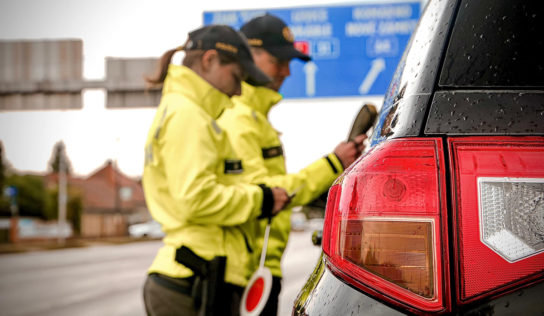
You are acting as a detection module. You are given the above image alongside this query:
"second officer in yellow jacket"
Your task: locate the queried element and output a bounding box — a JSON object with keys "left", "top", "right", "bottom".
{"left": 218, "top": 15, "right": 366, "bottom": 316}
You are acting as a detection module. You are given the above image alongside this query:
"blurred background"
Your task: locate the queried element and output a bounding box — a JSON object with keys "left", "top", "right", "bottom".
{"left": 0, "top": 0, "right": 392, "bottom": 236}
{"left": 0, "top": 0, "right": 423, "bottom": 314}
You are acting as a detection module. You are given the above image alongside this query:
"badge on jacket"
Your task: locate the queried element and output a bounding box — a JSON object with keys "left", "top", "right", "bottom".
{"left": 262, "top": 146, "right": 283, "bottom": 159}
{"left": 224, "top": 159, "right": 244, "bottom": 174}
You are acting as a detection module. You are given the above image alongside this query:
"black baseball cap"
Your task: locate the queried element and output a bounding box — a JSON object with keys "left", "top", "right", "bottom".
{"left": 241, "top": 14, "right": 311, "bottom": 62}
{"left": 184, "top": 25, "right": 271, "bottom": 86}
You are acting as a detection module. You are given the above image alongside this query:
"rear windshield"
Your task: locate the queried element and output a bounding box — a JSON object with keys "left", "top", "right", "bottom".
{"left": 439, "top": 0, "right": 544, "bottom": 88}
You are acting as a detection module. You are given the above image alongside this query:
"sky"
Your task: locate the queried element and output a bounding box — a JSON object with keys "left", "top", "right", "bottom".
{"left": 0, "top": 0, "right": 384, "bottom": 178}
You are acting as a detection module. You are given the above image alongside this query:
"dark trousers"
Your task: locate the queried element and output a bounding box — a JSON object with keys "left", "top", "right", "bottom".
{"left": 143, "top": 273, "right": 244, "bottom": 316}
{"left": 259, "top": 276, "right": 282, "bottom": 316}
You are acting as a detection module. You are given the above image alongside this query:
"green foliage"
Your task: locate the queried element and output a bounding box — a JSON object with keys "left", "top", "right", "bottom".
{"left": 0, "top": 140, "right": 82, "bottom": 233}
{"left": 0, "top": 196, "right": 9, "bottom": 217}
{"left": 45, "top": 187, "right": 83, "bottom": 234}
{"left": 3, "top": 174, "right": 47, "bottom": 218}
{"left": 0, "top": 141, "right": 9, "bottom": 215}
{"left": 48, "top": 141, "right": 72, "bottom": 175}
{"left": 0, "top": 141, "right": 5, "bottom": 188}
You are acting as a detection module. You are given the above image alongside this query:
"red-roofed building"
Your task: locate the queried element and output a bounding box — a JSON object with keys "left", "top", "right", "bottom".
{"left": 46, "top": 160, "right": 150, "bottom": 238}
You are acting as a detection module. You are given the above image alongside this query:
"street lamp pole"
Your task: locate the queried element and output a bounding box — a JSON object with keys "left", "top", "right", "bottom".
{"left": 58, "top": 153, "right": 67, "bottom": 244}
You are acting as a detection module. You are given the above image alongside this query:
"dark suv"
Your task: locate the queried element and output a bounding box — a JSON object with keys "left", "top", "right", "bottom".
{"left": 294, "top": 0, "right": 544, "bottom": 315}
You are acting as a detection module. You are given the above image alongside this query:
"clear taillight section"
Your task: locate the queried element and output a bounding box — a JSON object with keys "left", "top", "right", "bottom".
{"left": 323, "top": 138, "right": 448, "bottom": 313}
{"left": 449, "top": 137, "right": 544, "bottom": 302}
{"left": 479, "top": 178, "right": 544, "bottom": 262}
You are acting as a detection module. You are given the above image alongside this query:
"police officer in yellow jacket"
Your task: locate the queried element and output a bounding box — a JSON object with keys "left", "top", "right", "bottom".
{"left": 141, "top": 25, "right": 290, "bottom": 316}
{"left": 218, "top": 15, "right": 366, "bottom": 316}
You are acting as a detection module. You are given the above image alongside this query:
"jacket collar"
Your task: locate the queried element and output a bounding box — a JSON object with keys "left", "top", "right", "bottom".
{"left": 162, "top": 64, "right": 233, "bottom": 119}
{"left": 234, "top": 82, "right": 282, "bottom": 116}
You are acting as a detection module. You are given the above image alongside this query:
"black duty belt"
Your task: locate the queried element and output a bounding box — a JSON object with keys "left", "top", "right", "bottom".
{"left": 149, "top": 273, "right": 194, "bottom": 296}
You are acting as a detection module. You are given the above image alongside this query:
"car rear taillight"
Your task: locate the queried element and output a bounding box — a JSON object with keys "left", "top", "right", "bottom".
{"left": 449, "top": 137, "right": 544, "bottom": 303}
{"left": 322, "top": 138, "right": 449, "bottom": 313}
{"left": 322, "top": 183, "right": 341, "bottom": 255}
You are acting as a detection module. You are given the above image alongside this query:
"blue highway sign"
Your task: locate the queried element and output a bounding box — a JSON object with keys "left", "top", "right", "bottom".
{"left": 204, "top": 1, "right": 421, "bottom": 99}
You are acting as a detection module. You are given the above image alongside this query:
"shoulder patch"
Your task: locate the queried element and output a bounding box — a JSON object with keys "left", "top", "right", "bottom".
{"left": 262, "top": 146, "right": 284, "bottom": 159}
{"left": 224, "top": 159, "right": 244, "bottom": 174}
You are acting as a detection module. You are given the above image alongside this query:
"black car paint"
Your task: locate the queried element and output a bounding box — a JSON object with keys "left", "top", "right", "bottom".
{"left": 425, "top": 91, "right": 544, "bottom": 135}
{"left": 294, "top": 255, "right": 544, "bottom": 316}
{"left": 438, "top": 1, "right": 544, "bottom": 88}
{"left": 370, "top": 0, "right": 457, "bottom": 147}
{"left": 294, "top": 255, "right": 405, "bottom": 316}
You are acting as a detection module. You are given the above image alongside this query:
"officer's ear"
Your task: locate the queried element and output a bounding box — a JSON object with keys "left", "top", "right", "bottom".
{"left": 201, "top": 49, "right": 219, "bottom": 73}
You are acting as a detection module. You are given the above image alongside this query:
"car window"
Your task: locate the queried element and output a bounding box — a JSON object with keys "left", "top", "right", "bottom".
{"left": 439, "top": 0, "right": 544, "bottom": 88}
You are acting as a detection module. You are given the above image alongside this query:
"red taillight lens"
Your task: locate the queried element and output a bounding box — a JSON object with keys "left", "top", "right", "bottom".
{"left": 323, "top": 183, "right": 341, "bottom": 256}
{"left": 323, "top": 138, "right": 448, "bottom": 313}
{"left": 449, "top": 137, "right": 544, "bottom": 303}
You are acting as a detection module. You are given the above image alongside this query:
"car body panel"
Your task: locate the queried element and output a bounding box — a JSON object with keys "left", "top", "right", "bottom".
{"left": 294, "top": 255, "right": 544, "bottom": 315}
{"left": 294, "top": 255, "right": 405, "bottom": 316}
{"left": 425, "top": 91, "right": 544, "bottom": 135}
{"left": 370, "top": 0, "right": 457, "bottom": 147}
{"left": 438, "top": 0, "right": 544, "bottom": 88}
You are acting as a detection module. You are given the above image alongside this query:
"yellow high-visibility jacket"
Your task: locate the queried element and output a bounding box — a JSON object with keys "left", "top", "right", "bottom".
{"left": 143, "top": 65, "right": 265, "bottom": 286}
{"left": 218, "top": 82, "right": 343, "bottom": 278}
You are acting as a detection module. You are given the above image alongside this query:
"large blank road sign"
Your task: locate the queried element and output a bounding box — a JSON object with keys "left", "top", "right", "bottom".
{"left": 204, "top": 1, "right": 421, "bottom": 99}
{"left": 0, "top": 40, "right": 83, "bottom": 110}
{"left": 105, "top": 57, "right": 161, "bottom": 108}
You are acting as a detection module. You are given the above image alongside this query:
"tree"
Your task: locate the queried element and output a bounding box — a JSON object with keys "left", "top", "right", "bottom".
{"left": 3, "top": 174, "right": 47, "bottom": 218}
{"left": 0, "top": 141, "right": 4, "bottom": 188}
{"left": 0, "top": 141, "right": 12, "bottom": 216}
{"left": 46, "top": 141, "right": 82, "bottom": 234}
{"left": 48, "top": 141, "right": 72, "bottom": 175}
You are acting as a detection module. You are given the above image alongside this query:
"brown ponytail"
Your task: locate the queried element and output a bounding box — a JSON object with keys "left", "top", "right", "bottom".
{"left": 145, "top": 42, "right": 239, "bottom": 87}
{"left": 145, "top": 47, "right": 180, "bottom": 86}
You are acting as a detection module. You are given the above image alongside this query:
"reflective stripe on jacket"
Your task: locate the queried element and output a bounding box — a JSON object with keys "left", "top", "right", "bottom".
{"left": 143, "top": 65, "right": 263, "bottom": 286}
{"left": 218, "top": 82, "right": 343, "bottom": 277}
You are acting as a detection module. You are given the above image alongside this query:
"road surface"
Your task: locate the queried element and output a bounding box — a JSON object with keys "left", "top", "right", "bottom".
{"left": 0, "top": 230, "right": 321, "bottom": 316}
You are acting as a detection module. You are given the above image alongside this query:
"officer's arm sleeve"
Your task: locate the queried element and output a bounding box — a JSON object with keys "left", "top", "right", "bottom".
{"left": 230, "top": 116, "right": 343, "bottom": 208}
{"left": 162, "top": 113, "right": 263, "bottom": 226}
{"left": 255, "top": 152, "right": 342, "bottom": 207}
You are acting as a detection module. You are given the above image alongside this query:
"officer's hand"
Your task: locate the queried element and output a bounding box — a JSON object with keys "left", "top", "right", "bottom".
{"left": 351, "top": 134, "right": 367, "bottom": 152}
{"left": 271, "top": 187, "right": 290, "bottom": 215}
{"left": 334, "top": 134, "right": 367, "bottom": 169}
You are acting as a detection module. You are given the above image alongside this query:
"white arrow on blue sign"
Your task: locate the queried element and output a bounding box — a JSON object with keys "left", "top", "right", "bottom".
{"left": 203, "top": 1, "right": 421, "bottom": 99}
